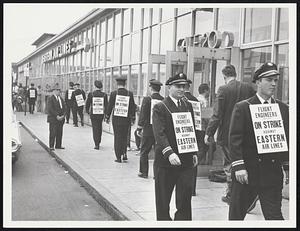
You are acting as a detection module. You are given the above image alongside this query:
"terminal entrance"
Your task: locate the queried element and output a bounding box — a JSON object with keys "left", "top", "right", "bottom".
{"left": 148, "top": 46, "right": 240, "bottom": 175}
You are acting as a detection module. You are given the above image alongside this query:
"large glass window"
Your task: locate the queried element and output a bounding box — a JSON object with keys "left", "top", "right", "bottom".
{"left": 112, "top": 67, "right": 120, "bottom": 90}
{"left": 142, "top": 29, "right": 149, "bottom": 62}
{"left": 131, "top": 32, "right": 140, "bottom": 63}
{"left": 106, "top": 41, "right": 112, "bottom": 67}
{"left": 161, "top": 8, "right": 174, "bottom": 21}
{"left": 99, "top": 45, "right": 104, "bottom": 67}
{"left": 105, "top": 68, "right": 111, "bottom": 93}
{"left": 177, "top": 8, "right": 191, "bottom": 16}
{"left": 242, "top": 46, "right": 272, "bottom": 83}
{"left": 107, "top": 16, "right": 113, "bottom": 41}
{"left": 160, "top": 22, "right": 173, "bottom": 54}
{"left": 143, "top": 8, "right": 150, "bottom": 28}
{"left": 115, "top": 12, "right": 121, "bottom": 38}
{"left": 100, "top": 20, "right": 106, "bottom": 44}
{"left": 276, "top": 44, "right": 289, "bottom": 103}
{"left": 141, "top": 64, "right": 147, "bottom": 96}
{"left": 113, "top": 38, "right": 121, "bottom": 66}
{"left": 123, "top": 9, "right": 131, "bottom": 34}
{"left": 244, "top": 8, "right": 272, "bottom": 43}
{"left": 176, "top": 14, "right": 192, "bottom": 47}
{"left": 130, "top": 65, "right": 139, "bottom": 95}
{"left": 217, "top": 8, "right": 240, "bottom": 46}
{"left": 151, "top": 25, "right": 159, "bottom": 54}
{"left": 122, "top": 35, "right": 130, "bottom": 64}
{"left": 97, "top": 69, "right": 104, "bottom": 82}
{"left": 121, "top": 66, "right": 129, "bottom": 79}
{"left": 159, "top": 64, "right": 167, "bottom": 96}
{"left": 152, "top": 8, "right": 160, "bottom": 24}
{"left": 277, "top": 8, "right": 289, "bottom": 41}
{"left": 195, "top": 9, "right": 214, "bottom": 35}
{"left": 96, "top": 23, "right": 100, "bottom": 44}
{"left": 133, "top": 8, "right": 142, "bottom": 32}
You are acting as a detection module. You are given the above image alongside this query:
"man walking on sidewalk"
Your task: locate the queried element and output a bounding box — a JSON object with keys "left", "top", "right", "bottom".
{"left": 47, "top": 84, "right": 66, "bottom": 151}
{"left": 86, "top": 80, "right": 108, "bottom": 150}
{"left": 137, "top": 79, "right": 164, "bottom": 178}
{"left": 27, "top": 83, "right": 37, "bottom": 114}
{"left": 71, "top": 83, "right": 86, "bottom": 127}
{"left": 204, "top": 64, "right": 255, "bottom": 204}
{"left": 105, "top": 77, "right": 136, "bottom": 163}
{"left": 64, "top": 81, "right": 75, "bottom": 124}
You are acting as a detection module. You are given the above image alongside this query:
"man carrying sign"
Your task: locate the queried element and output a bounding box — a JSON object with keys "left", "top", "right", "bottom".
{"left": 137, "top": 79, "right": 164, "bottom": 179}
{"left": 105, "top": 77, "right": 136, "bottom": 163}
{"left": 71, "top": 83, "right": 86, "bottom": 127}
{"left": 27, "top": 83, "right": 37, "bottom": 114}
{"left": 64, "top": 82, "right": 74, "bottom": 124}
{"left": 228, "top": 62, "right": 289, "bottom": 220}
{"left": 86, "top": 80, "right": 108, "bottom": 150}
{"left": 152, "top": 73, "right": 198, "bottom": 220}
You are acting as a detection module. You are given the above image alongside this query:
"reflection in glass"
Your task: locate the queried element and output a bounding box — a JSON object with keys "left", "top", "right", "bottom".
{"left": 133, "top": 8, "right": 142, "bottom": 32}
{"left": 160, "top": 64, "right": 167, "bottom": 96}
{"left": 106, "top": 41, "right": 112, "bottom": 67}
{"left": 112, "top": 67, "right": 120, "bottom": 90}
{"left": 195, "top": 9, "right": 213, "bottom": 35}
{"left": 141, "top": 64, "right": 147, "bottom": 96}
{"left": 142, "top": 29, "right": 149, "bottom": 62}
{"left": 100, "top": 20, "right": 106, "bottom": 44}
{"left": 162, "top": 8, "right": 174, "bottom": 21}
{"left": 97, "top": 69, "right": 104, "bottom": 82}
{"left": 105, "top": 68, "right": 111, "bottom": 93}
{"left": 122, "top": 35, "right": 130, "bottom": 64}
{"left": 121, "top": 65, "right": 129, "bottom": 79}
{"left": 276, "top": 44, "right": 289, "bottom": 103}
{"left": 160, "top": 22, "right": 173, "bottom": 54}
{"left": 151, "top": 25, "right": 159, "bottom": 54}
{"left": 217, "top": 8, "right": 240, "bottom": 46}
{"left": 123, "top": 9, "right": 131, "bottom": 35}
{"left": 115, "top": 12, "right": 121, "bottom": 38}
{"left": 131, "top": 32, "right": 140, "bottom": 63}
{"left": 277, "top": 8, "right": 289, "bottom": 41}
{"left": 99, "top": 45, "right": 104, "bottom": 67}
{"left": 113, "top": 38, "right": 120, "bottom": 66}
{"left": 176, "top": 14, "right": 192, "bottom": 48}
{"left": 130, "top": 65, "right": 139, "bottom": 95}
{"left": 244, "top": 8, "right": 272, "bottom": 43}
{"left": 242, "top": 46, "right": 272, "bottom": 83}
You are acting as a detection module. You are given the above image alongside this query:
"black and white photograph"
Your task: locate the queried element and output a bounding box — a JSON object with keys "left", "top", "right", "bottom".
{"left": 3, "top": 3, "right": 297, "bottom": 228}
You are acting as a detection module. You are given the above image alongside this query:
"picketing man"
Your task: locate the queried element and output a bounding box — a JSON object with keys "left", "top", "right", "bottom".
{"left": 47, "top": 84, "right": 66, "bottom": 151}
{"left": 71, "top": 83, "right": 86, "bottom": 127}
{"left": 228, "top": 62, "right": 289, "bottom": 220}
{"left": 27, "top": 83, "right": 38, "bottom": 114}
{"left": 105, "top": 76, "right": 136, "bottom": 163}
{"left": 152, "top": 73, "right": 198, "bottom": 220}
{"left": 64, "top": 81, "right": 75, "bottom": 124}
{"left": 85, "top": 80, "right": 108, "bottom": 150}
{"left": 204, "top": 64, "right": 256, "bottom": 205}
{"left": 137, "top": 79, "right": 164, "bottom": 179}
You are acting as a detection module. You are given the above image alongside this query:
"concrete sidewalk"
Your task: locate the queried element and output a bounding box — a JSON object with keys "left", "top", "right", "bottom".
{"left": 16, "top": 112, "right": 289, "bottom": 221}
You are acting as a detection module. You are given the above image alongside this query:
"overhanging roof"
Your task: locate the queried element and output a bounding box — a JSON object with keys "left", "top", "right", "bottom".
{"left": 32, "top": 33, "right": 56, "bottom": 46}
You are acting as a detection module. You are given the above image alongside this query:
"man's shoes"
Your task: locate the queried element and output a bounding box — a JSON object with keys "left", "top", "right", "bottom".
{"left": 55, "top": 147, "right": 65, "bottom": 149}
{"left": 49, "top": 147, "right": 55, "bottom": 151}
{"left": 81, "top": 122, "right": 84, "bottom": 126}
{"left": 246, "top": 196, "right": 259, "bottom": 213}
{"left": 114, "top": 159, "right": 122, "bottom": 163}
{"left": 138, "top": 173, "right": 148, "bottom": 178}
{"left": 221, "top": 195, "right": 231, "bottom": 205}
{"left": 122, "top": 155, "right": 128, "bottom": 161}
{"left": 74, "top": 124, "right": 78, "bottom": 127}
{"left": 192, "top": 192, "right": 196, "bottom": 196}
{"left": 94, "top": 146, "right": 99, "bottom": 150}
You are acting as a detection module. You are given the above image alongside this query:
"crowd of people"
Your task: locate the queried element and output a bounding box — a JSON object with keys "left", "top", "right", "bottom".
{"left": 18, "top": 62, "right": 289, "bottom": 221}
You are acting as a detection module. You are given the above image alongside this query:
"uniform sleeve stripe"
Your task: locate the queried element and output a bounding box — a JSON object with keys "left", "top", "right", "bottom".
{"left": 232, "top": 160, "right": 244, "bottom": 166}
{"left": 162, "top": 146, "right": 172, "bottom": 155}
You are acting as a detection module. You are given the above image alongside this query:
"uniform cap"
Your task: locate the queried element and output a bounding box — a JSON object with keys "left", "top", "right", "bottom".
{"left": 69, "top": 82, "right": 74, "bottom": 87}
{"left": 149, "top": 79, "right": 163, "bottom": 86}
{"left": 94, "top": 80, "right": 103, "bottom": 89}
{"left": 115, "top": 76, "right": 127, "bottom": 82}
{"left": 30, "top": 83, "right": 34, "bottom": 86}
{"left": 74, "top": 83, "right": 80, "bottom": 86}
{"left": 253, "top": 62, "right": 280, "bottom": 83}
{"left": 165, "top": 73, "right": 189, "bottom": 85}
{"left": 187, "top": 79, "right": 192, "bottom": 84}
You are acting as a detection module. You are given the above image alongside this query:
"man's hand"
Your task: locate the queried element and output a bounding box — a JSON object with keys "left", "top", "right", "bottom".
{"left": 204, "top": 135, "right": 214, "bottom": 145}
{"left": 193, "top": 155, "right": 198, "bottom": 167}
{"left": 168, "top": 153, "right": 181, "bottom": 166}
{"left": 284, "top": 170, "right": 289, "bottom": 185}
{"left": 235, "top": 169, "right": 248, "bottom": 184}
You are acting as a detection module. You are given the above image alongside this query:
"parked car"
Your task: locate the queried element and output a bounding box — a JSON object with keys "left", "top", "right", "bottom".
{"left": 12, "top": 112, "right": 22, "bottom": 164}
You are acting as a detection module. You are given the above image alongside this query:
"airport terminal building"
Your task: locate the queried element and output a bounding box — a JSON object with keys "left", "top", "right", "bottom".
{"left": 12, "top": 7, "right": 290, "bottom": 170}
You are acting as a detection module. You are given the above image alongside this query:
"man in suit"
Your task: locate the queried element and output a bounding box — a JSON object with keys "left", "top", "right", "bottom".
{"left": 137, "top": 79, "right": 164, "bottom": 178}
{"left": 105, "top": 77, "right": 136, "bottom": 163}
{"left": 204, "top": 64, "right": 256, "bottom": 204}
{"left": 71, "top": 83, "right": 86, "bottom": 127}
{"left": 152, "top": 73, "right": 198, "bottom": 220}
{"left": 228, "top": 62, "right": 289, "bottom": 220}
{"left": 64, "top": 81, "right": 75, "bottom": 124}
{"left": 27, "top": 83, "right": 38, "bottom": 114}
{"left": 86, "top": 80, "right": 108, "bottom": 150}
{"left": 47, "top": 84, "right": 66, "bottom": 151}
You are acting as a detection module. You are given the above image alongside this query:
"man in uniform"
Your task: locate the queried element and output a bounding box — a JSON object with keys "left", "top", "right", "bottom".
{"left": 152, "top": 73, "right": 198, "bottom": 220}
{"left": 86, "top": 80, "right": 108, "bottom": 150}
{"left": 27, "top": 83, "right": 38, "bottom": 114}
{"left": 204, "top": 64, "right": 255, "bottom": 204}
{"left": 71, "top": 83, "right": 86, "bottom": 127}
{"left": 64, "top": 82, "right": 75, "bottom": 124}
{"left": 105, "top": 77, "right": 136, "bottom": 163}
{"left": 47, "top": 84, "right": 66, "bottom": 151}
{"left": 228, "top": 62, "right": 289, "bottom": 220}
{"left": 137, "top": 79, "right": 164, "bottom": 178}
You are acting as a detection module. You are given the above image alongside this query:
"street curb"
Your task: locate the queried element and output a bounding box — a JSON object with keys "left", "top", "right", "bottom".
{"left": 19, "top": 121, "right": 144, "bottom": 221}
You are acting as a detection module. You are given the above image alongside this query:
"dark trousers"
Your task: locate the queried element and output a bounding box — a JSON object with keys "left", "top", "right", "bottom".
{"left": 72, "top": 106, "right": 84, "bottom": 125}
{"left": 134, "top": 129, "right": 141, "bottom": 149}
{"left": 155, "top": 166, "right": 193, "bottom": 220}
{"left": 127, "top": 125, "right": 131, "bottom": 148}
{"left": 49, "top": 122, "right": 64, "bottom": 148}
{"left": 220, "top": 145, "right": 232, "bottom": 197}
{"left": 91, "top": 117, "right": 104, "bottom": 147}
{"left": 65, "top": 103, "right": 73, "bottom": 123}
{"left": 229, "top": 181, "right": 284, "bottom": 220}
{"left": 139, "top": 135, "right": 155, "bottom": 176}
{"left": 112, "top": 122, "right": 130, "bottom": 160}
{"left": 28, "top": 101, "right": 36, "bottom": 114}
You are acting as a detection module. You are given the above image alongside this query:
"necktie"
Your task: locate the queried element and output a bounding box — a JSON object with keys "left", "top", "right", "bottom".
{"left": 177, "top": 99, "right": 181, "bottom": 108}
{"left": 57, "top": 96, "right": 62, "bottom": 108}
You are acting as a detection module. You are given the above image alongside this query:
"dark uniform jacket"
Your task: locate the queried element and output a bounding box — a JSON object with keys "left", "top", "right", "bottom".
{"left": 138, "top": 93, "right": 164, "bottom": 137}
{"left": 27, "top": 87, "right": 38, "bottom": 102}
{"left": 229, "top": 95, "right": 289, "bottom": 187}
{"left": 71, "top": 89, "right": 86, "bottom": 108}
{"left": 206, "top": 79, "right": 255, "bottom": 146}
{"left": 106, "top": 88, "right": 135, "bottom": 125}
{"left": 152, "top": 96, "right": 197, "bottom": 168}
{"left": 47, "top": 95, "right": 66, "bottom": 123}
{"left": 64, "top": 88, "right": 75, "bottom": 106}
{"left": 85, "top": 90, "right": 108, "bottom": 119}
